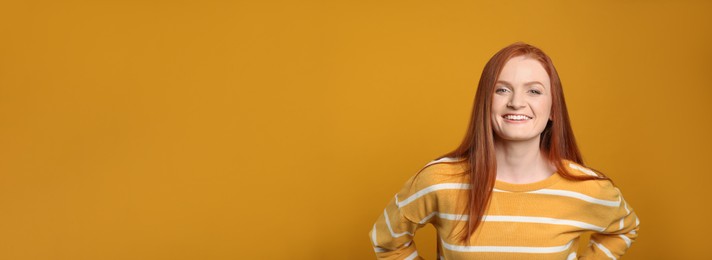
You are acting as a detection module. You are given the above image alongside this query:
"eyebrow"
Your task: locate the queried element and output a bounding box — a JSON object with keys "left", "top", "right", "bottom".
{"left": 496, "top": 80, "right": 545, "bottom": 87}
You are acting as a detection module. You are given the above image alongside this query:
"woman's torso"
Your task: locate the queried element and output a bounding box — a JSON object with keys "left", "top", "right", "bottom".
{"left": 420, "top": 158, "right": 620, "bottom": 260}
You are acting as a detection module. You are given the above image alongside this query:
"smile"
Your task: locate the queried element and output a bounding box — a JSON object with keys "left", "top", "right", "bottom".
{"left": 503, "top": 114, "right": 532, "bottom": 121}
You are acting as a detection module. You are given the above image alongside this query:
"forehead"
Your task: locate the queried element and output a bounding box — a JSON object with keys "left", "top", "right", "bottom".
{"left": 498, "top": 56, "right": 550, "bottom": 86}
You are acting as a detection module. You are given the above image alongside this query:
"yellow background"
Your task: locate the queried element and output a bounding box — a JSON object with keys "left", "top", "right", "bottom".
{"left": 0, "top": 0, "right": 710, "bottom": 259}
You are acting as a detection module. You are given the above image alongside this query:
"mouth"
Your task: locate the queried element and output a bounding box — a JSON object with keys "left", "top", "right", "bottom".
{"left": 502, "top": 114, "right": 532, "bottom": 121}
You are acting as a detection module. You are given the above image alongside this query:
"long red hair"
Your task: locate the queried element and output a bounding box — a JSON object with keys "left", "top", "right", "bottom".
{"left": 438, "top": 42, "right": 608, "bottom": 243}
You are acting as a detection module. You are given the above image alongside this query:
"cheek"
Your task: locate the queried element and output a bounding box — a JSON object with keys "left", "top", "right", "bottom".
{"left": 537, "top": 97, "right": 553, "bottom": 115}
{"left": 491, "top": 96, "right": 507, "bottom": 111}
{"left": 541, "top": 103, "right": 552, "bottom": 116}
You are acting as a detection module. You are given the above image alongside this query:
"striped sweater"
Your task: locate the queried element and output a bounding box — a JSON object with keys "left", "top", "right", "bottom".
{"left": 369, "top": 157, "right": 640, "bottom": 259}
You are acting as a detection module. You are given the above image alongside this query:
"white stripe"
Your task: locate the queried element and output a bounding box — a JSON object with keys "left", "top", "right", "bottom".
{"left": 373, "top": 246, "right": 387, "bottom": 253}
{"left": 439, "top": 212, "right": 469, "bottom": 221}
{"left": 396, "top": 183, "right": 470, "bottom": 208}
{"left": 424, "top": 157, "right": 463, "bottom": 167}
{"left": 567, "top": 252, "right": 577, "bottom": 260}
{"left": 617, "top": 189, "right": 630, "bottom": 214}
{"left": 619, "top": 218, "right": 624, "bottom": 230}
{"left": 404, "top": 250, "right": 418, "bottom": 260}
{"left": 619, "top": 234, "right": 632, "bottom": 248}
{"left": 526, "top": 189, "right": 621, "bottom": 207}
{"left": 493, "top": 188, "right": 619, "bottom": 207}
{"left": 406, "top": 181, "right": 617, "bottom": 209}
{"left": 441, "top": 239, "right": 573, "bottom": 253}
{"left": 593, "top": 241, "right": 616, "bottom": 259}
{"left": 418, "top": 211, "right": 438, "bottom": 224}
{"left": 568, "top": 163, "right": 599, "bottom": 177}
{"left": 482, "top": 215, "right": 605, "bottom": 232}
{"left": 371, "top": 224, "right": 378, "bottom": 246}
{"left": 383, "top": 209, "right": 414, "bottom": 238}
{"left": 420, "top": 213, "right": 604, "bottom": 231}
{"left": 418, "top": 211, "right": 468, "bottom": 224}
{"left": 635, "top": 217, "right": 639, "bottom": 226}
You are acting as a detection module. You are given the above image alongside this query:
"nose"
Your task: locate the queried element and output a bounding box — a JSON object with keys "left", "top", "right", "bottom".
{"left": 507, "top": 91, "right": 525, "bottom": 109}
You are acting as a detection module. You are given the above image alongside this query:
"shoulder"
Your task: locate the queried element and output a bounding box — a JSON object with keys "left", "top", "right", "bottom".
{"left": 410, "top": 157, "right": 468, "bottom": 186}
{"left": 562, "top": 159, "right": 604, "bottom": 178}
{"left": 398, "top": 157, "right": 469, "bottom": 197}
{"left": 559, "top": 160, "right": 621, "bottom": 201}
{"left": 422, "top": 156, "right": 467, "bottom": 169}
{"left": 394, "top": 157, "right": 469, "bottom": 217}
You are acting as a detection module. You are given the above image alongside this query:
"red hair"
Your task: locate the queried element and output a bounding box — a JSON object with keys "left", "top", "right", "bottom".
{"left": 437, "top": 42, "right": 608, "bottom": 243}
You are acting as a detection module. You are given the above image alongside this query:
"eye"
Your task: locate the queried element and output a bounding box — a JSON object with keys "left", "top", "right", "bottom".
{"left": 529, "top": 89, "right": 543, "bottom": 95}
{"left": 495, "top": 88, "right": 510, "bottom": 93}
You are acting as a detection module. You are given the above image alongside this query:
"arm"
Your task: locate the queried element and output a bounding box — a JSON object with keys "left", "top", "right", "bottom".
{"left": 580, "top": 187, "right": 640, "bottom": 259}
{"left": 369, "top": 166, "right": 444, "bottom": 260}
{"left": 369, "top": 195, "right": 426, "bottom": 260}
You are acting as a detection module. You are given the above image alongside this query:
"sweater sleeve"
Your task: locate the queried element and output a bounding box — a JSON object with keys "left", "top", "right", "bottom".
{"left": 579, "top": 184, "right": 640, "bottom": 259}
{"left": 369, "top": 167, "right": 443, "bottom": 260}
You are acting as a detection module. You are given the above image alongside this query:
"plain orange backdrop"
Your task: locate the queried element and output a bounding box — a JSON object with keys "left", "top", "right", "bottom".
{"left": 0, "top": 0, "right": 710, "bottom": 259}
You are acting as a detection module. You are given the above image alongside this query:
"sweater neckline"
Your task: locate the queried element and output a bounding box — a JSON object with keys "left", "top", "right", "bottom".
{"left": 494, "top": 171, "right": 562, "bottom": 192}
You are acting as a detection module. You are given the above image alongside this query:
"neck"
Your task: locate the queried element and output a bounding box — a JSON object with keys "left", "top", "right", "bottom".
{"left": 494, "top": 137, "right": 555, "bottom": 184}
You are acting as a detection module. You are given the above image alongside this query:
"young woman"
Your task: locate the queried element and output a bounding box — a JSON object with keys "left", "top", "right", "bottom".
{"left": 369, "top": 42, "right": 640, "bottom": 260}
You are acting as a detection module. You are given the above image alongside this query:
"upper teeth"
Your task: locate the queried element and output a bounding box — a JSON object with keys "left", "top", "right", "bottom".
{"left": 504, "top": 115, "right": 530, "bottom": 120}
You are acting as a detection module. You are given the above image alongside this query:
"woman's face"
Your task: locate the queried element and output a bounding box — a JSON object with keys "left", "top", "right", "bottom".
{"left": 490, "top": 56, "right": 553, "bottom": 143}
